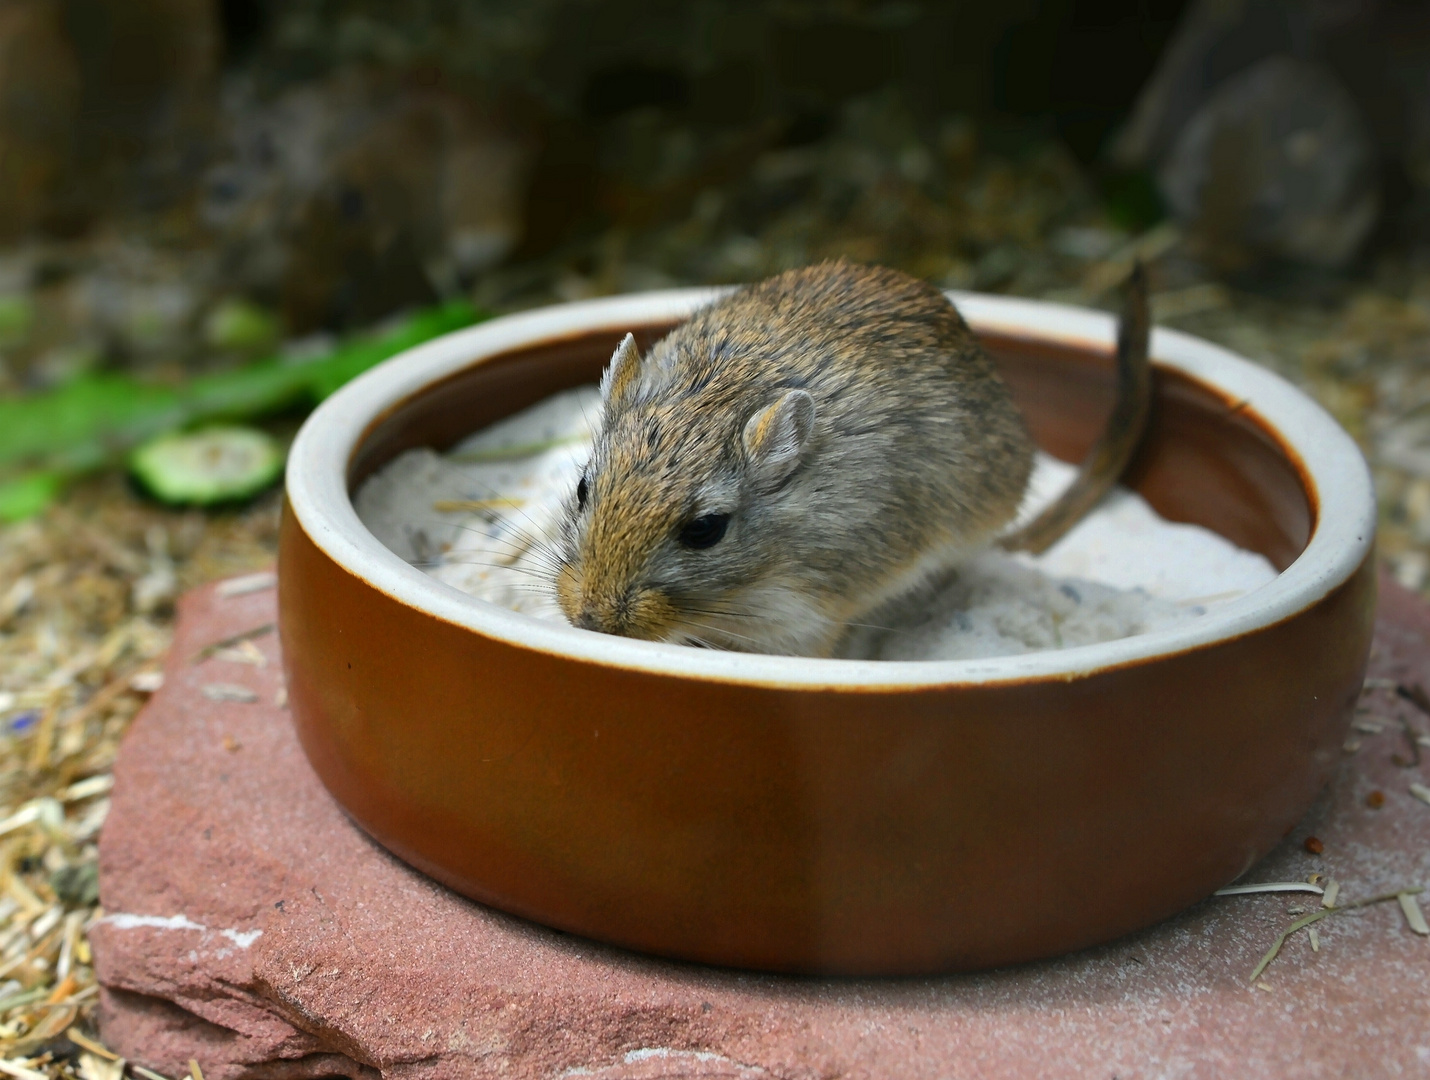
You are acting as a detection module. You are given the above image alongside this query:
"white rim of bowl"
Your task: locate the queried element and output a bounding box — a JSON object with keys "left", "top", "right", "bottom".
{"left": 285, "top": 288, "right": 1375, "bottom": 690}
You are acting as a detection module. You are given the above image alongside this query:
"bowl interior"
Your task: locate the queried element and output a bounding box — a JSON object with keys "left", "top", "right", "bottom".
{"left": 349, "top": 323, "right": 1313, "bottom": 573}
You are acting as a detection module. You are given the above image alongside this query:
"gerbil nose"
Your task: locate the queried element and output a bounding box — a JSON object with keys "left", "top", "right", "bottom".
{"left": 574, "top": 596, "right": 620, "bottom": 634}
{"left": 573, "top": 591, "right": 634, "bottom": 636}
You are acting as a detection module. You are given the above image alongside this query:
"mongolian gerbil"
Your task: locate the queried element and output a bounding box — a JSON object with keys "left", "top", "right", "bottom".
{"left": 552, "top": 259, "right": 1149, "bottom": 657}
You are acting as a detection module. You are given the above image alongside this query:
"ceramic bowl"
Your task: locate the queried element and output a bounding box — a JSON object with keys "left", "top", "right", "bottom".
{"left": 278, "top": 288, "right": 1376, "bottom": 975}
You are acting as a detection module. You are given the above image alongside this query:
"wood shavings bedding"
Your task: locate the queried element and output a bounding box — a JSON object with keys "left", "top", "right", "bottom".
{"left": 356, "top": 386, "right": 1279, "bottom": 660}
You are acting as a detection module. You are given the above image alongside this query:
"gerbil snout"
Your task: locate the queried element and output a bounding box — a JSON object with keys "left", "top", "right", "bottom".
{"left": 553, "top": 475, "right": 741, "bottom": 646}
{"left": 557, "top": 566, "right": 680, "bottom": 641}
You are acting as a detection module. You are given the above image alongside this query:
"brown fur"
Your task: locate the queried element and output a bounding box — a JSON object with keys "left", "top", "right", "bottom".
{"left": 554, "top": 260, "right": 1036, "bottom": 656}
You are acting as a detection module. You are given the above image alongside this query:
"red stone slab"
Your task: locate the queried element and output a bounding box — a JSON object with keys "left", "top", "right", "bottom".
{"left": 93, "top": 573, "right": 1430, "bottom": 1079}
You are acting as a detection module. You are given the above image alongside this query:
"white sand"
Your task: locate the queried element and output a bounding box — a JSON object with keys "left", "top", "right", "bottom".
{"left": 355, "top": 386, "right": 1279, "bottom": 660}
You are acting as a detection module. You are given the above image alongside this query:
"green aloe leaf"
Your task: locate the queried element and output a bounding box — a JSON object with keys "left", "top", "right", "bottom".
{"left": 0, "top": 299, "right": 487, "bottom": 520}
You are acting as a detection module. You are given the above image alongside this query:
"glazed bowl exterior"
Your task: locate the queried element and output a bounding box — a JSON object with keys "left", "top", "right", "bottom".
{"left": 279, "top": 288, "right": 1376, "bottom": 975}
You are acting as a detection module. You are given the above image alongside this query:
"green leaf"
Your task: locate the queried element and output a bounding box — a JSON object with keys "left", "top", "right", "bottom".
{"left": 0, "top": 471, "right": 63, "bottom": 522}
{"left": 0, "top": 375, "right": 185, "bottom": 470}
{"left": 304, "top": 301, "right": 481, "bottom": 400}
{"left": 184, "top": 359, "right": 316, "bottom": 420}
{"left": 0, "top": 300, "right": 488, "bottom": 492}
{"left": 0, "top": 300, "right": 488, "bottom": 521}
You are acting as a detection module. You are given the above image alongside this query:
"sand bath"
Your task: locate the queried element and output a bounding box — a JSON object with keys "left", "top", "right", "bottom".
{"left": 355, "top": 386, "right": 1278, "bottom": 660}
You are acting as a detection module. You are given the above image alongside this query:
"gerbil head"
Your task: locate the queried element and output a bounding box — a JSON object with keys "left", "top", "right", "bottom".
{"left": 554, "top": 332, "right": 821, "bottom": 652}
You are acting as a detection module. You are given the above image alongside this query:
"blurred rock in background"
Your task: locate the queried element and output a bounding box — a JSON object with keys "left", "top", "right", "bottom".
{"left": 0, "top": 0, "right": 220, "bottom": 238}
{"left": 202, "top": 72, "right": 533, "bottom": 331}
{"left": 0, "top": 0, "right": 82, "bottom": 239}
{"left": 1115, "top": 0, "right": 1430, "bottom": 272}
{"left": 1157, "top": 56, "right": 1379, "bottom": 273}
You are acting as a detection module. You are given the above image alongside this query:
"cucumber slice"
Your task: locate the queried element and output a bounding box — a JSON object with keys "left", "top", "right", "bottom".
{"left": 130, "top": 425, "right": 285, "bottom": 505}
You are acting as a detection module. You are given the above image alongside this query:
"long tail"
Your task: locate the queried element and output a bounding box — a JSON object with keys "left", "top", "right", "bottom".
{"left": 998, "top": 263, "right": 1152, "bottom": 556}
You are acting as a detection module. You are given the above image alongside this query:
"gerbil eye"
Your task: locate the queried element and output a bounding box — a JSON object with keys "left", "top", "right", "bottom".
{"left": 678, "top": 512, "right": 729, "bottom": 550}
{"left": 576, "top": 475, "right": 589, "bottom": 510}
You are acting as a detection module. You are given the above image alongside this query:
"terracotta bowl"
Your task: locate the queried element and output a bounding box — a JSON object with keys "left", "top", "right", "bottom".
{"left": 279, "top": 288, "right": 1376, "bottom": 975}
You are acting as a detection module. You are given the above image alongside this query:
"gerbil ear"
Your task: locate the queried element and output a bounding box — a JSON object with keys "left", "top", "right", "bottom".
{"left": 600, "top": 333, "right": 642, "bottom": 409}
{"left": 742, "top": 389, "right": 815, "bottom": 486}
